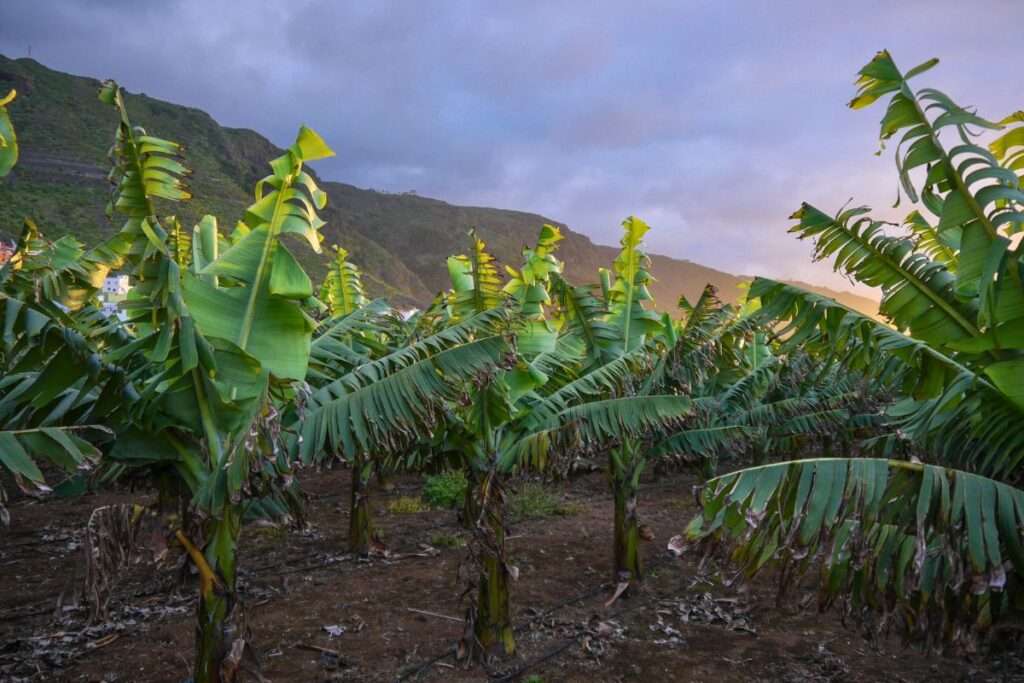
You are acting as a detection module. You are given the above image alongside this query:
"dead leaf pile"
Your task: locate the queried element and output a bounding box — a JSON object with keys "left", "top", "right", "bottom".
{"left": 660, "top": 592, "right": 756, "bottom": 634}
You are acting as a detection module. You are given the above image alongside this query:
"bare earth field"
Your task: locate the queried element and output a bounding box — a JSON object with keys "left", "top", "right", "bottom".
{"left": 1, "top": 468, "right": 1021, "bottom": 682}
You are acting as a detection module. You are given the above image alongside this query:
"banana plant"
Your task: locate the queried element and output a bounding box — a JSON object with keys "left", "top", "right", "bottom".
{"left": 0, "top": 95, "right": 121, "bottom": 524}
{"left": 729, "top": 354, "right": 878, "bottom": 465}
{"left": 84, "top": 80, "right": 334, "bottom": 681}
{"left": 440, "top": 349, "right": 695, "bottom": 657}
{"left": 298, "top": 230, "right": 522, "bottom": 658}
{"left": 571, "top": 216, "right": 696, "bottom": 585}
{"left": 645, "top": 299, "right": 758, "bottom": 479}
{"left": 442, "top": 230, "right": 565, "bottom": 658}
{"left": 509, "top": 344, "right": 696, "bottom": 587}
{"left": 688, "top": 51, "right": 1024, "bottom": 646}
{"left": 0, "top": 275, "right": 111, "bottom": 522}
{"left": 309, "top": 247, "right": 395, "bottom": 555}
{"left": 184, "top": 129, "right": 333, "bottom": 681}
{"left": 702, "top": 332, "right": 882, "bottom": 470}
{"left": 296, "top": 226, "right": 693, "bottom": 659}
{"left": 0, "top": 271, "right": 115, "bottom": 524}
{"left": 445, "top": 228, "right": 577, "bottom": 655}
{"left": 296, "top": 309, "right": 516, "bottom": 589}
{"left": 450, "top": 224, "right": 696, "bottom": 628}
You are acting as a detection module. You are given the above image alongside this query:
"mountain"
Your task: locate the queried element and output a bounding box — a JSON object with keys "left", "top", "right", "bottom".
{"left": 0, "top": 55, "right": 879, "bottom": 315}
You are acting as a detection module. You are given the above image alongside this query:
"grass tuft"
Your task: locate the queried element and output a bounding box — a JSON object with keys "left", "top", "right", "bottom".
{"left": 430, "top": 532, "right": 466, "bottom": 549}
{"left": 387, "top": 496, "right": 429, "bottom": 514}
{"left": 507, "top": 482, "right": 580, "bottom": 522}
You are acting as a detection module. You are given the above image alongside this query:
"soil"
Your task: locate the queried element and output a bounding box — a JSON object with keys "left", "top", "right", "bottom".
{"left": 1, "top": 468, "right": 1021, "bottom": 682}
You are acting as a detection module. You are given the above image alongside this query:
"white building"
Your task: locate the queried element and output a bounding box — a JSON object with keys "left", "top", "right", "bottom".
{"left": 103, "top": 274, "right": 130, "bottom": 296}
{"left": 98, "top": 274, "right": 131, "bottom": 320}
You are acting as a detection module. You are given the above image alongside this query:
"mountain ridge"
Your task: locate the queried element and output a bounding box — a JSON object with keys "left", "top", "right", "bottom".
{"left": 0, "top": 55, "right": 879, "bottom": 315}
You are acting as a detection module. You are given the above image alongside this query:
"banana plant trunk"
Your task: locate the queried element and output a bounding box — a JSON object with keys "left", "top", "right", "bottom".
{"left": 468, "top": 478, "right": 515, "bottom": 659}
{"left": 612, "top": 478, "right": 642, "bottom": 584}
{"left": 349, "top": 454, "right": 374, "bottom": 557}
{"left": 610, "top": 441, "right": 642, "bottom": 585}
{"left": 192, "top": 505, "right": 243, "bottom": 683}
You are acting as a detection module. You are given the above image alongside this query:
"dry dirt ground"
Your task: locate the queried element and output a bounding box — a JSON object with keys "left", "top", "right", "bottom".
{"left": 1, "top": 468, "right": 1022, "bottom": 682}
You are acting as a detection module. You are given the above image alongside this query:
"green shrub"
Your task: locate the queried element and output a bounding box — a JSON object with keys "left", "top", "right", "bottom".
{"left": 422, "top": 469, "right": 467, "bottom": 509}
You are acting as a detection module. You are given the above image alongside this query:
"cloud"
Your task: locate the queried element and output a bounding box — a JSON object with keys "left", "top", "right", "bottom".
{"left": 0, "top": 0, "right": 1019, "bottom": 294}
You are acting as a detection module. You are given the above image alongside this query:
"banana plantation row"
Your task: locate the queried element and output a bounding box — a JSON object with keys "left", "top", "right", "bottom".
{"left": 1, "top": 51, "right": 1023, "bottom": 682}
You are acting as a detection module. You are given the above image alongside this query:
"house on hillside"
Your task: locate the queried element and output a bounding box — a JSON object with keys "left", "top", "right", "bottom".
{"left": 98, "top": 273, "right": 131, "bottom": 320}
{"left": 101, "top": 301, "right": 126, "bottom": 320}
{"left": 103, "top": 274, "right": 130, "bottom": 296}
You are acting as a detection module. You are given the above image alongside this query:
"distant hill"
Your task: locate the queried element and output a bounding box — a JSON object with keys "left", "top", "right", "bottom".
{"left": 0, "top": 55, "right": 879, "bottom": 315}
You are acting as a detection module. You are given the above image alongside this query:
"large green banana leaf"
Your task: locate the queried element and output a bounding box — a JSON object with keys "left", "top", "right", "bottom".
{"left": 446, "top": 231, "right": 504, "bottom": 322}
{"left": 320, "top": 246, "right": 369, "bottom": 317}
{"left": 753, "top": 277, "right": 1024, "bottom": 476}
{"left": 686, "top": 458, "right": 1024, "bottom": 644}
{"left": 603, "top": 216, "right": 663, "bottom": 356}
{"left": 187, "top": 127, "right": 333, "bottom": 381}
{"left": 0, "top": 426, "right": 104, "bottom": 524}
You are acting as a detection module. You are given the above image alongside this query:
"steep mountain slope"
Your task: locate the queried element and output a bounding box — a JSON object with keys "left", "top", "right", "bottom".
{"left": 0, "top": 55, "right": 879, "bottom": 314}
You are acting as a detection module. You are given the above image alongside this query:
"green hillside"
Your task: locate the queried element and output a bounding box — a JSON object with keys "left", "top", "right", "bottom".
{"left": 0, "top": 55, "right": 879, "bottom": 314}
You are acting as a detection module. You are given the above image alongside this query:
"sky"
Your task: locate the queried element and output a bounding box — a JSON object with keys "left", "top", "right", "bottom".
{"left": 1, "top": 0, "right": 1020, "bottom": 294}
